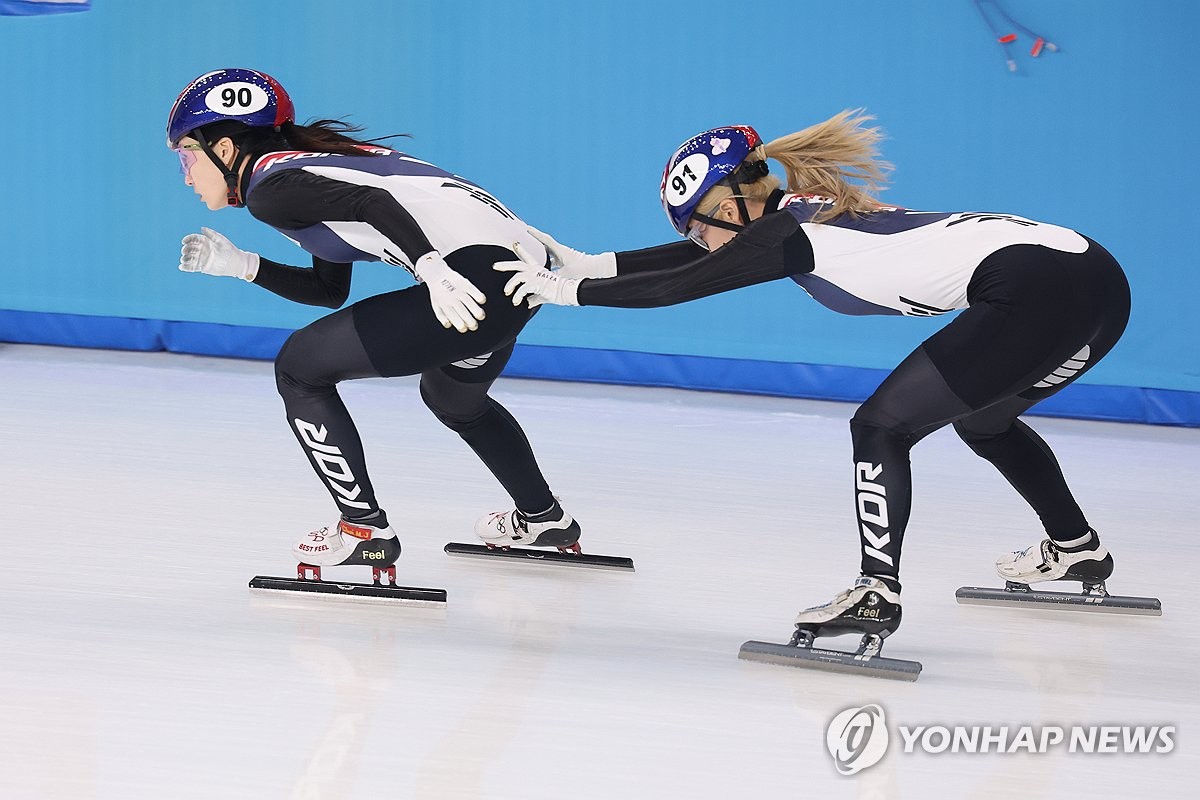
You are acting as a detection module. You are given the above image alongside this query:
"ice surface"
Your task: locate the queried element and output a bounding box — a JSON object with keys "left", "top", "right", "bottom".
{"left": 1, "top": 344, "right": 1194, "bottom": 799}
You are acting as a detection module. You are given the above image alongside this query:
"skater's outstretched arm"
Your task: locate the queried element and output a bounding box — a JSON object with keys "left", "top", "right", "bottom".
{"left": 613, "top": 239, "right": 707, "bottom": 274}
{"left": 520, "top": 227, "right": 703, "bottom": 281}
{"left": 579, "top": 212, "right": 812, "bottom": 307}
{"left": 497, "top": 211, "right": 813, "bottom": 309}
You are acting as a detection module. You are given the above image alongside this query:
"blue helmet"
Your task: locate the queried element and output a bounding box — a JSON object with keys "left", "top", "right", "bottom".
{"left": 659, "top": 125, "right": 767, "bottom": 236}
{"left": 166, "top": 68, "right": 295, "bottom": 148}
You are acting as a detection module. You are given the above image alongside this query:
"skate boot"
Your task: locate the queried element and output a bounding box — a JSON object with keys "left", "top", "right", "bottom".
{"left": 994, "top": 532, "right": 1113, "bottom": 588}
{"left": 445, "top": 500, "right": 635, "bottom": 570}
{"left": 249, "top": 510, "right": 446, "bottom": 604}
{"left": 955, "top": 530, "right": 1159, "bottom": 615}
{"left": 739, "top": 576, "right": 921, "bottom": 680}
{"left": 793, "top": 576, "right": 903, "bottom": 644}
{"left": 474, "top": 501, "right": 582, "bottom": 552}
{"left": 294, "top": 512, "right": 401, "bottom": 578}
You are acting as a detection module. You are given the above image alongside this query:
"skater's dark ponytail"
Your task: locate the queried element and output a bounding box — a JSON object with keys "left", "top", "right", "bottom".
{"left": 191, "top": 118, "right": 411, "bottom": 162}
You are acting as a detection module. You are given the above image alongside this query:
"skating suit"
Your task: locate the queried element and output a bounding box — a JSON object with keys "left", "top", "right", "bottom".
{"left": 244, "top": 146, "right": 545, "bottom": 274}
{"left": 576, "top": 191, "right": 1091, "bottom": 314}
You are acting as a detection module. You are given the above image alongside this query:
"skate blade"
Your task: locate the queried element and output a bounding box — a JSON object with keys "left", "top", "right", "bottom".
{"left": 249, "top": 576, "right": 447, "bottom": 606}
{"left": 443, "top": 542, "right": 635, "bottom": 571}
{"left": 955, "top": 586, "right": 1161, "bottom": 616}
{"left": 738, "top": 640, "right": 922, "bottom": 681}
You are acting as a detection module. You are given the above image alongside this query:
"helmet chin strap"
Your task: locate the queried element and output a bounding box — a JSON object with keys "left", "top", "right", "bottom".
{"left": 691, "top": 159, "right": 771, "bottom": 232}
{"left": 691, "top": 211, "right": 746, "bottom": 232}
{"left": 194, "top": 130, "right": 251, "bottom": 207}
{"left": 691, "top": 187, "right": 754, "bottom": 233}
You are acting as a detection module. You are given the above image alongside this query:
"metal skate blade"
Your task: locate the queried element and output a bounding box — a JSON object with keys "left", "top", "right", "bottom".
{"left": 955, "top": 586, "right": 1161, "bottom": 616}
{"left": 444, "top": 542, "right": 635, "bottom": 571}
{"left": 249, "top": 576, "right": 447, "bottom": 606}
{"left": 738, "top": 640, "right": 922, "bottom": 681}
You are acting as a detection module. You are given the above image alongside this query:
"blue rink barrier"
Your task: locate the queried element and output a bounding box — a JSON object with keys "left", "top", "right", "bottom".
{"left": 2, "top": 309, "right": 1197, "bottom": 427}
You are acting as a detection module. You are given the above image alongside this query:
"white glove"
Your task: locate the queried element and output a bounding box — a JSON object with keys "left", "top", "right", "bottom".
{"left": 178, "top": 227, "right": 260, "bottom": 281}
{"left": 493, "top": 243, "right": 581, "bottom": 308}
{"left": 412, "top": 251, "right": 487, "bottom": 333}
{"left": 527, "top": 227, "right": 617, "bottom": 280}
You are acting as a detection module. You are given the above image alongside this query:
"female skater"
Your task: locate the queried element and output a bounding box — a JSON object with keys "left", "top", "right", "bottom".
{"left": 495, "top": 111, "right": 1130, "bottom": 648}
{"left": 168, "top": 68, "right": 581, "bottom": 571}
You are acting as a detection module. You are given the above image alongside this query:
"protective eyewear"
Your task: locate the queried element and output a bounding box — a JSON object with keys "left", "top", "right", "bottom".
{"left": 173, "top": 143, "right": 205, "bottom": 176}
{"left": 686, "top": 221, "right": 710, "bottom": 251}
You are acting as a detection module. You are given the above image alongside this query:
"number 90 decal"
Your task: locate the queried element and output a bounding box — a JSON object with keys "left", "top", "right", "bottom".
{"left": 664, "top": 153, "right": 710, "bottom": 208}
{"left": 203, "top": 82, "right": 270, "bottom": 115}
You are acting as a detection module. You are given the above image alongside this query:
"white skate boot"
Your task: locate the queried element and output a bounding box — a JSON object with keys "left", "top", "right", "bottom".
{"left": 474, "top": 502, "right": 581, "bottom": 551}
{"left": 251, "top": 509, "right": 445, "bottom": 604}
{"left": 995, "top": 533, "right": 1113, "bottom": 587}
{"left": 294, "top": 514, "right": 401, "bottom": 569}
{"left": 445, "top": 500, "right": 633, "bottom": 570}
{"left": 957, "top": 530, "right": 1158, "bottom": 615}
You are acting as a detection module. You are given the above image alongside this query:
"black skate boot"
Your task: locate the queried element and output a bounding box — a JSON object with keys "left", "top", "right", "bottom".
{"left": 792, "top": 575, "right": 903, "bottom": 644}
{"left": 739, "top": 576, "right": 922, "bottom": 681}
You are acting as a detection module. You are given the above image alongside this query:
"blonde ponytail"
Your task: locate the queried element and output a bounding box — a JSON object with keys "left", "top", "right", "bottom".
{"left": 763, "top": 108, "right": 891, "bottom": 222}
{"left": 692, "top": 109, "right": 891, "bottom": 225}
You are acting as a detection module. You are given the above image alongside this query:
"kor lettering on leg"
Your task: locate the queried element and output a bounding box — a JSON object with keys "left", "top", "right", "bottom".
{"left": 293, "top": 419, "right": 371, "bottom": 510}
{"left": 856, "top": 461, "right": 894, "bottom": 568}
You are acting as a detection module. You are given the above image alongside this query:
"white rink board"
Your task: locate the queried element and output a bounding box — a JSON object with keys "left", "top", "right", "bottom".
{"left": 0, "top": 343, "right": 1195, "bottom": 800}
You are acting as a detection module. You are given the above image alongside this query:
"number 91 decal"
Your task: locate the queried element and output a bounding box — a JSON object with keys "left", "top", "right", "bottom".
{"left": 204, "top": 82, "right": 270, "bottom": 115}
{"left": 664, "top": 153, "right": 710, "bottom": 208}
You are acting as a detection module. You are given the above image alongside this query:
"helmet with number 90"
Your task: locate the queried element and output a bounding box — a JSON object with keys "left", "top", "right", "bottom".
{"left": 166, "top": 68, "right": 295, "bottom": 148}
{"left": 659, "top": 125, "right": 764, "bottom": 237}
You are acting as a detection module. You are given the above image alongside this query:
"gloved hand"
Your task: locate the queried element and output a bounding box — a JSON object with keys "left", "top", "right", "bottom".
{"left": 527, "top": 227, "right": 617, "bottom": 280}
{"left": 413, "top": 251, "right": 487, "bottom": 333}
{"left": 179, "top": 228, "right": 260, "bottom": 281}
{"left": 493, "top": 243, "right": 581, "bottom": 308}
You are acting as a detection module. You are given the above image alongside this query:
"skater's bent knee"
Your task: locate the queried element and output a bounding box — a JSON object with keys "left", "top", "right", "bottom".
{"left": 275, "top": 329, "right": 335, "bottom": 396}
{"left": 850, "top": 410, "right": 905, "bottom": 441}
{"left": 419, "top": 372, "right": 491, "bottom": 431}
{"left": 953, "top": 418, "right": 1017, "bottom": 448}
{"left": 420, "top": 386, "right": 488, "bottom": 431}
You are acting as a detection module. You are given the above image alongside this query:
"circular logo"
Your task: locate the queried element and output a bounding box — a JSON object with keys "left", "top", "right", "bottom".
{"left": 204, "top": 81, "right": 270, "bottom": 115}
{"left": 826, "top": 704, "right": 889, "bottom": 776}
{"left": 663, "top": 152, "right": 710, "bottom": 207}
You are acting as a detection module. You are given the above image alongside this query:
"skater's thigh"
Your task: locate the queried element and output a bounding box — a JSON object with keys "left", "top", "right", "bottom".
{"left": 855, "top": 344, "right": 973, "bottom": 441}
{"left": 920, "top": 299, "right": 1075, "bottom": 410}
{"left": 276, "top": 305, "right": 379, "bottom": 385}
{"left": 923, "top": 244, "right": 1128, "bottom": 410}
{"left": 857, "top": 299, "right": 1092, "bottom": 441}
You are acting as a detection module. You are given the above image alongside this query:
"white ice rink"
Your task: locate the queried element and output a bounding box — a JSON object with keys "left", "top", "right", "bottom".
{"left": 1, "top": 343, "right": 1196, "bottom": 799}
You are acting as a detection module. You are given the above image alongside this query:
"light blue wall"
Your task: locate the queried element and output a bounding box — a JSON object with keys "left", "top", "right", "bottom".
{"left": 1, "top": 0, "right": 1197, "bottom": 393}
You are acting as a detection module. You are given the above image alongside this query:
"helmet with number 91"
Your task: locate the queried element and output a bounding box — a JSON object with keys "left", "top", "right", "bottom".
{"left": 166, "top": 68, "right": 295, "bottom": 148}
{"left": 659, "top": 125, "right": 764, "bottom": 237}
